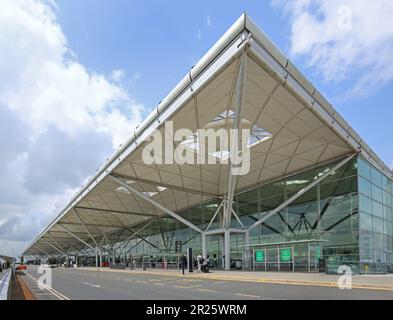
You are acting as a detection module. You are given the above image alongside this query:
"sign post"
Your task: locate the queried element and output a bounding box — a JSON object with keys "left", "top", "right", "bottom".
{"left": 187, "top": 248, "right": 193, "bottom": 273}
{"left": 175, "top": 241, "right": 182, "bottom": 253}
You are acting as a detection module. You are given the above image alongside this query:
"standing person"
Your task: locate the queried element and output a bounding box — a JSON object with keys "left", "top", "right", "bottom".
{"left": 197, "top": 254, "right": 202, "bottom": 272}
{"left": 180, "top": 254, "right": 187, "bottom": 275}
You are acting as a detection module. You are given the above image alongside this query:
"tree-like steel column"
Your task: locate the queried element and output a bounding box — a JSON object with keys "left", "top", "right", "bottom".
{"left": 224, "top": 50, "right": 247, "bottom": 270}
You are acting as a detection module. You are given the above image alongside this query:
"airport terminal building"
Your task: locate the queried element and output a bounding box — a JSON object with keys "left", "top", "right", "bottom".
{"left": 23, "top": 14, "right": 393, "bottom": 274}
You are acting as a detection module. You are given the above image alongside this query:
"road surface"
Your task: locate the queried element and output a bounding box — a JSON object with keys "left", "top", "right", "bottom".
{"left": 22, "top": 265, "right": 393, "bottom": 300}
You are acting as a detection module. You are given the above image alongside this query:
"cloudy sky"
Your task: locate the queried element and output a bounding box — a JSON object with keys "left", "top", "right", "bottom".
{"left": 1, "top": 0, "right": 393, "bottom": 257}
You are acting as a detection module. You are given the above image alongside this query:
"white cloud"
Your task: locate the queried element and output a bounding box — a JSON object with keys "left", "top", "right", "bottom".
{"left": 110, "top": 69, "right": 125, "bottom": 82}
{"left": 0, "top": 0, "right": 144, "bottom": 255}
{"left": 197, "top": 28, "right": 202, "bottom": 39}
{"left": 272, "top": 0, "right": 393, "bottom": 99}
{"left": 133, "top": 72, "right": 142, "bottom": 80}
{"left": 0, "top": 0, "right": 143, "bottom": 147}
{"left": 206, "top": 13, "right": 212, "bottom": 28}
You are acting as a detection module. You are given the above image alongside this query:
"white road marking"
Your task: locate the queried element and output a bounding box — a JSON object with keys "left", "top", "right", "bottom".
{"left": 235, "top": 293, "right": 261, "bottom": 298}
{"left": 197, "top": 288, "right": 216, "bottom": 293}
{"left": 83, "top": 282, "right": 101, "bottom": 288}
{"left": 173, "top": 284, "right": 202, "bottom": 289}
{"left": 136, "top": 280, "right": 148, "bottom": 284}
{"left": 24, "top": 272, "right": 70, "bottom": 300}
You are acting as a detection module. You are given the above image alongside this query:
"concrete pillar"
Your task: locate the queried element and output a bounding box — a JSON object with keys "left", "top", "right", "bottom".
{"left": 112, "top": 248, "right": 115, "bottom": 264}
{"left": 95, "top": 247, "right": 98, "bottom": 267}
{"left": 99, "top": 250, "right": 102, "bottom": 267}
{"left": 224, "top": 229, "right": 230, "bottom": 270}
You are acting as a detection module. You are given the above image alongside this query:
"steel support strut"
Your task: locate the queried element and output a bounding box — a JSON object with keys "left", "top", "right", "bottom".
{"left": 58, "top": 224, "right": 95, "bottom": 250}
{"left": 74, "top": 209, "right": 99, "bottom": 248}
{"left": 115, "top": 219, "right": 156, "bottom": 251}
{"left": 247, "top": 154, "right": 357, "bottom": 232}
{"left": 43, "top": 240, "right": 65, "bottom": 256}
{"left": 109, "top": 175, "right": 203, "bottom": 234}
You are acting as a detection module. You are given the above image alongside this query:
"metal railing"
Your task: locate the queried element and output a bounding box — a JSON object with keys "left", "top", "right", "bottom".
{"left": 0, "top": 269, "right": 11, "bottom": 300}
{"left": 326, "top": 261, "right": 390, "bottom": 274}
{"left": 129, "top": 261, "right": 180, "bottom": 270}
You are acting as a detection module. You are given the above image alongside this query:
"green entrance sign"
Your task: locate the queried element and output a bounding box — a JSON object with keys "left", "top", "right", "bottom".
{"left": 280, "top": 248, "right": 292, "bottom": 262}
{"left": 316, "top": 247, "right": 321, "bottom": 259}
{"left": 255, "top": 250, "right": 265, "bottom": 262}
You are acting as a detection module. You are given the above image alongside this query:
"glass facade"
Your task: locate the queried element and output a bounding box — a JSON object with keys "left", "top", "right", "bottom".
{"left": 231, "top": 156, "right": 359, "bottom": 271}
{"left": 111, "top": 156, "right": 392, "bottom": 273}
{"left": 358, "top": 157, "right": 393, "bottom": 273}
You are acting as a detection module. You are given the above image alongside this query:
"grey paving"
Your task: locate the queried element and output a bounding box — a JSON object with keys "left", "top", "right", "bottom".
{"left": 24, "top": 266, "right": 393, "bottom": 300}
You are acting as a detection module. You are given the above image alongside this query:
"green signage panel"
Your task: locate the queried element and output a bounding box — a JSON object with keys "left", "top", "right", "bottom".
{"left": 255, "top": 250, "right": 265, "bottom": 262}
{"left": 316, "top": 247, "right": 321, "bottom": 259}
{"left": 280, "top": 248, "right": 292, "bottom": 262}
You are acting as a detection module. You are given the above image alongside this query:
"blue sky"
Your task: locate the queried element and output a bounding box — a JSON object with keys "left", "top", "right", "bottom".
{"left": 54, "top": 1, "right": 288, "bottom": 113}
{"left": 0, "top": 0, "right": 392, "bottom": 256}
{"left": 55, "top": 0, "right": 393, "bottom": 165}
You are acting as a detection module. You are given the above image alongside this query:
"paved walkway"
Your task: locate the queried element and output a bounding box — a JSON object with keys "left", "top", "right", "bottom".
{"left": 11, "top": 270, "right": 68, "bottom": 300}
{"left": 82, "top": 267, "right": 393, "bottom": 291}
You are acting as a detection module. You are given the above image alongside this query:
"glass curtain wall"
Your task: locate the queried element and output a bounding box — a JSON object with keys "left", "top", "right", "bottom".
{"left": 235, "top": 157, "right": 358, "bottom": 265}
{"left": 358, "top": 157, "right": 393, "bottom": 273}
{"left": 114, "top": 157, "right": 362, "bottom": 270}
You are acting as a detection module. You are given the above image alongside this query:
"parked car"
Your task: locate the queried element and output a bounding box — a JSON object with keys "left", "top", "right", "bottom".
{"left": 16, "top": 264, "right": 27, "bottom": 270}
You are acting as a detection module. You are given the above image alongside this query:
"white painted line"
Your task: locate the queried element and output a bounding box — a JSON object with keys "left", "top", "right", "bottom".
{"left": 197, "top": 288, "right": 216, "bottom": 293}
{"left": 136, "top": 280, "right": 148, "bottom": 284}
{"left": 235, "top": 293, "right": 261, "bottom": 298}
{"left": 83, "top": 282, "right": 101, "bottom": 288}
{"left": 173, "top": 284, "right": 202, "bottom": 289}
{"left": 24, "top": 272, "right": 70, "bottom": 300}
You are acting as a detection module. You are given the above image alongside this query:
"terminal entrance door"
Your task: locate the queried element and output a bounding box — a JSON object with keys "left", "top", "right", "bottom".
{"left": 249, "top": 240, "right": 323, "bottom": 272}
{"left": 206, "top": 234, "right": 223, "bottom": 269}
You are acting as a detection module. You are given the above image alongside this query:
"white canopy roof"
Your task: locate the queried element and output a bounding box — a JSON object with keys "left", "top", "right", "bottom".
{"left": 23, "top": 14, "right": 392, "bottom": 256}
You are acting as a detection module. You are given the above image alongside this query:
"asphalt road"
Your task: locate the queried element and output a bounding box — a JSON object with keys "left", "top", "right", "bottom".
{"left": 24, "top": 265, "right": 393, "bottom": 300}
